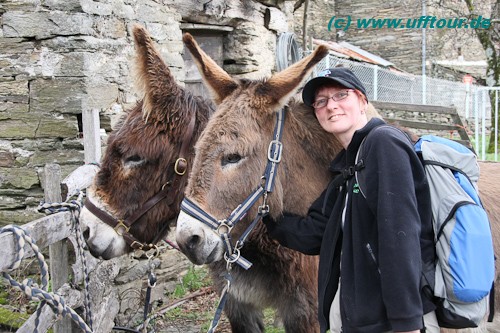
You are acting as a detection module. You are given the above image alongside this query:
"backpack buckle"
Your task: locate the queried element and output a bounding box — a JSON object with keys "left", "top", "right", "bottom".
{"left": 342, "top": 166, "right": 355, "bottom": 179}
{"left": 342, "top": 160, "right": 365, "bottom": 180}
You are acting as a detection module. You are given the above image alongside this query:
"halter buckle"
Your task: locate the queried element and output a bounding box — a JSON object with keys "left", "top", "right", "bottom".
{"left": 130, "top": 240, "right": 144, "bottom": 250}
{"left": 114, "top": 220, "right": 130, "bottom": 236}
{"left": 267, "top": 140, "right": 283, "bottom": 163}
{"left": 174, "top": 158, "right": 187, "bottom": 175}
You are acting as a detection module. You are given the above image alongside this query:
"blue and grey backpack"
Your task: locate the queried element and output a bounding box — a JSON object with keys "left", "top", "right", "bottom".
{"left": 350, "top": 126, "right": 495, "bottom": 329}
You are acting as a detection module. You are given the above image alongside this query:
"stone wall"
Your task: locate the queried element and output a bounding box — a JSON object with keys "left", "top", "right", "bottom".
{"left": 0, "top": 0, "right": 294, "bottom": 225}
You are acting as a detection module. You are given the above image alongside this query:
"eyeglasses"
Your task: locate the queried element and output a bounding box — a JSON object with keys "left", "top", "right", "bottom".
{"left": 312, "top": 90, "right": 354, "bottom": 109}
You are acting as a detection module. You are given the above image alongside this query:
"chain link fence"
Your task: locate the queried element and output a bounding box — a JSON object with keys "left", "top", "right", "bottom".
{"left": 309, "top": 53, "right": 484, "bottom": 118}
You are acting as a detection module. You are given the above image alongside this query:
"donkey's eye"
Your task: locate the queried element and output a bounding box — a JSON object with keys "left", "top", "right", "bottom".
{"left": 221, "top": 153, "right": 242, "bottom": 166}
{"left": 123, "top": 155, "right": 145, "bottom": 167}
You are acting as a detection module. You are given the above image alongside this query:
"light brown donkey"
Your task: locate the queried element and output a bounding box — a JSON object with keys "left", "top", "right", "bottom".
{"left": 175, "top": 33, "right": 338, "bottom": 333}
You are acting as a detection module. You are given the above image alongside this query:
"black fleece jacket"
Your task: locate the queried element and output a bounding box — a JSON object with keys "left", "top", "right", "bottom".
{"left": 265, "top": 118, "right": 435, "bottom": 333}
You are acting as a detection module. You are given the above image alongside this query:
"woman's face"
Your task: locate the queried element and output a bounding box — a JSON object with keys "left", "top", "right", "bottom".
{"left": 313, "top": 85, "right": 368, "bottom": 144}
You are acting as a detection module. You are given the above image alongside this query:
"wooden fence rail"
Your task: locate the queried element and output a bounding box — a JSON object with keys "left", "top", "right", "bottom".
{"left": 372, "top": 101, "right": 473, "bottom": 149}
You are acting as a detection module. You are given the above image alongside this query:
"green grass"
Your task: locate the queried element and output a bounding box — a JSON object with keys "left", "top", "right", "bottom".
{"left": 163, "top": 265, "right": 286, "bottom": 332}
{"left": 171, "top": 265, "right": 212, "bottom": 298}
{"left": 0, "top": 277, "right": 54, "bottom": 332}
{"left": 0, "top": 307, "right": 28, "bottom": 330}
{"left": 469, "top": 134, "right": 500, "bottom": 161}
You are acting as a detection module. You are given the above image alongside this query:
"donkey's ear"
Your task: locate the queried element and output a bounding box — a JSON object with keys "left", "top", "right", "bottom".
{"left": 263, "top": 45, "right": 329, "bottom": 108}
{"left": 132, "top": 24, "right": 182, "bottom": 122}
{"left": 183, "top": 33, "right": 238, "bottom": 105}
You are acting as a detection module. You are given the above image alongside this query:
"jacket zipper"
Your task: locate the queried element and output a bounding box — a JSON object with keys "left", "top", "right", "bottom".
{"left": 366, "top": 243, "right": 381, "bottom": 275}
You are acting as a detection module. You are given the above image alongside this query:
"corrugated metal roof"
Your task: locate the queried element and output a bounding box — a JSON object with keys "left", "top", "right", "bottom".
{"left": 312, "top": 38, "right": 399, "bottom": 70}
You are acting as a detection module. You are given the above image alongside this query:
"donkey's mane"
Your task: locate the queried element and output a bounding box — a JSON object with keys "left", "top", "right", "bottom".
{"left": 113, "top": 89, "right": 213, "bottom": 142}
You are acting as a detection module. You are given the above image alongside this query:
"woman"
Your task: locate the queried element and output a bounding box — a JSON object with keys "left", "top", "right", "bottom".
{"left": 264, "top": 67, "right": 439, "bottom": 333}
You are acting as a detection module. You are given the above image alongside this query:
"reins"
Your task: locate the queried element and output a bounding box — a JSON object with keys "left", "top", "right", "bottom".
{"left": 179, "top": 107, "right": 286, "bottom": 332}
{"left": 84, "top": 112, "right": 196, "bottom": 251}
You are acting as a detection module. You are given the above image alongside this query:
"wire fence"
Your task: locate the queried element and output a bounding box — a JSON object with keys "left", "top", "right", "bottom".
{"left": 311, "top": 54, "right": 478, "bottom": 118}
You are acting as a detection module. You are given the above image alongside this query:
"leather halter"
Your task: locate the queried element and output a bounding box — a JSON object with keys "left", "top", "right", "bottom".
{"left": 180, "top": 107, "right": 286, "bottom": 269}
{"left": 84, "top": 113, "right": 196, "bottom": 251}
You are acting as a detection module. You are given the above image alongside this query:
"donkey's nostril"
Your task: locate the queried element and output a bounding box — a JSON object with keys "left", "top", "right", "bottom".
{"left": 187, "top": 235, "right": 201, "bottom": 250}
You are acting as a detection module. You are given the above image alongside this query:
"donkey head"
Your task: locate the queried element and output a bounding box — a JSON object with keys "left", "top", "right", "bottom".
{"left": 175, "top": 34, "right": 341, "bottom": 265}
{"left": 80, "top": 26, "right": 211, "bottom": 259}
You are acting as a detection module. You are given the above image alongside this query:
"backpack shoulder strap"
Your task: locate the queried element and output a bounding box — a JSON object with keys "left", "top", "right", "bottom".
{"left": 354, "top": 125, "right": 404, "bottom": 198}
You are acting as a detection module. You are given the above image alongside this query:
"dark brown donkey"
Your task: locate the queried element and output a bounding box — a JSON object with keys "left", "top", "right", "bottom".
{"left": 80, "top": 25, "right": 212, "bottom": 259}
{"left": 175, "top": 34, "right": 500, "bottom": 333}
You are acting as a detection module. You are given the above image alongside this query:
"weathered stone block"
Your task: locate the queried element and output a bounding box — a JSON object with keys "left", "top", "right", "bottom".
{"left": 83, "top": 84, "right": 120, "bottom": 110}
{"left": 0, "top": 112, "right": 78, "bottom": 139}
{"left": 0, "top": 38, "right": 35, "bottom": 54}
{"left": 144, "top": 21, "right": 182, "bottom": 43}
{"left": 0, "top": 80, "right": 29, "bottom": 103}
{"left": 224, "top": 23, "right": 275, "bottom": 78}
{"left": 36, "top": 115, "right": 79, "bottom": 139}
{"left": 93, "top": 16, "right": 127, "bottom": 39}
{"left": 0, "top": 117, "right": 39, "bottom": 138}
{"left": 42, "top": 35, "right": 128, "bottom": 53}
{"left": 0, "top": 166, "right": 39, "bottom": 189}
{"left": 30, "top": 78, "right": 86, "bottom": 114}
{"left": 112, "top": 3, "right": 135, "bottom": 20}
{"left": 10, "top": 138, "right": 62, "bottom": 152}
{"left": 3, "top": 11, "right": 94, "bottom": 39}
{"left": 0, "top": 139, "right": 33, "bottom": 166}
{"left": 0, "top": 195, "right": 26, "bottom": 209}
{"left": 0, "top": 55, "right": 35, "bottom": 77}
{"left": 0, "top": 102, "right": 29, "bottom": 113}
{"left": 0, "top": 151, "right": 15, "bottom": 167}
{"left": 81, "top": 0, "right": 113, "bottom": 16}
{"left": 29, "top": 149, "right": 84, "bottom": 167}
{"left": 85, "top": 53, "right": 123, "bottom": 79}
{"left": 40, "top": 50, "right": 84, "bottom": 78}
{"left": 136, "top": 0, "right": 177, "bottom": 24}
{"left": 40, "top": 0, "right": 83, "bottom": 11}
{"left": 0, "top": 209, "right": 45, "bottom": 226}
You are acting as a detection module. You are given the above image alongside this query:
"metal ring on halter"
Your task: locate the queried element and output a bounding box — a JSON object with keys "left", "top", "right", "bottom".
{"left": 234, "top": 240, "right": 244, "bottom": 250}
{"left": 258, "top": 204, "right": 269, "bottom": 215}
{"left": 144, "top": 245, "right": 160, "bottom": 260}
{"left": 224, "top": 247, "right": 241, "bottom": 263}
{"left": 260, "top": 176, "right": 267, "bottom": 188}
{"left": 217, "top": 221, "right": 232, "bottom": 235}
{"left": 114, "top": 220, "right": 130, "bottom": 236}
{"left": 174, "top": 158, "right": 187, "bottom": 175}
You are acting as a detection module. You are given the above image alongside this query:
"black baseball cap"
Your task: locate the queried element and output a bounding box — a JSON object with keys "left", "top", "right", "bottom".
{"left": 302, "top": 67, "right": 368, "bottom": 106}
